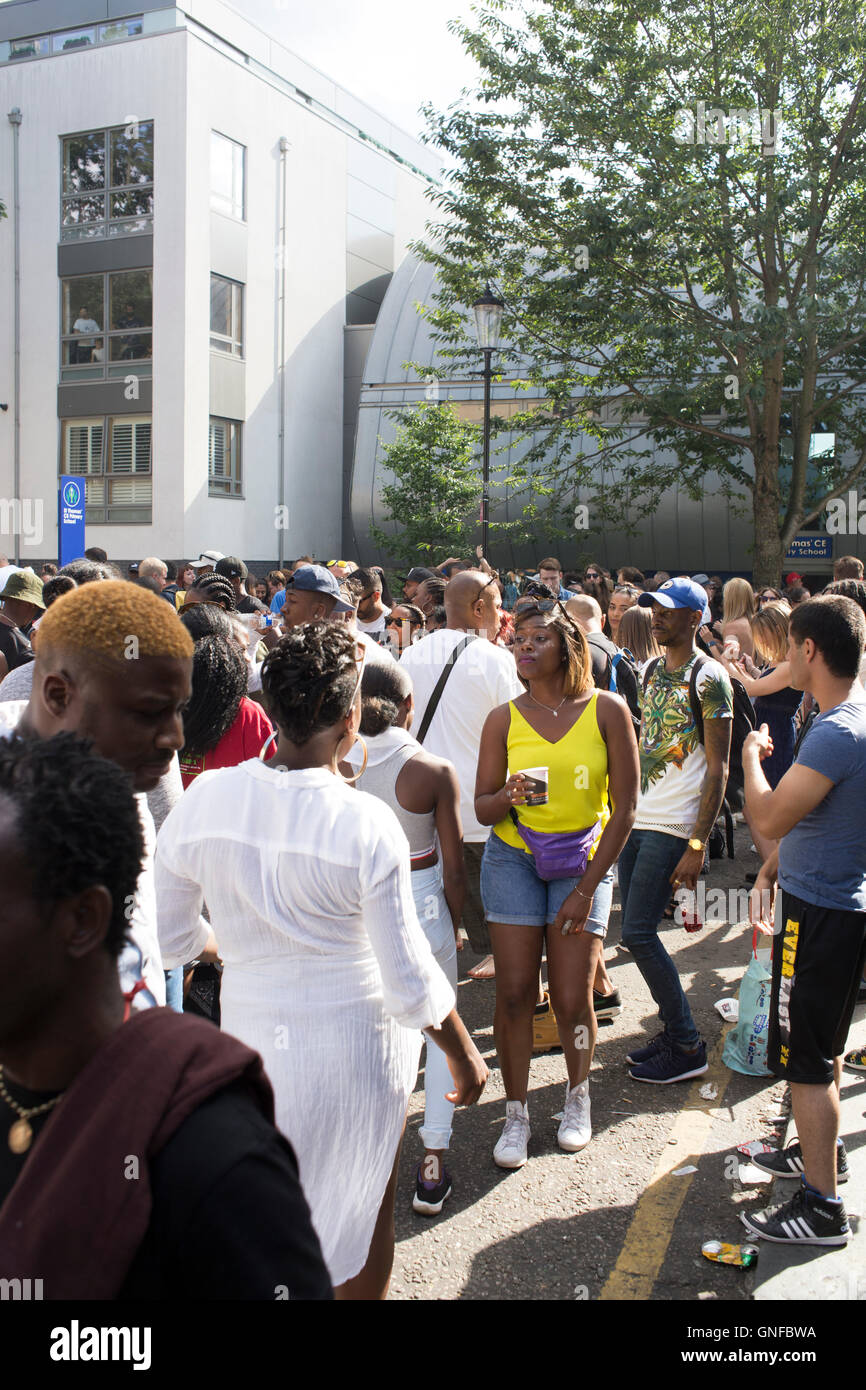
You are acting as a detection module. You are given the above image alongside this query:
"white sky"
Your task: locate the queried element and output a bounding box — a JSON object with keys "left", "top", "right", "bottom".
{"left": 224, "top": 0, "right": 486, "bottom": 140}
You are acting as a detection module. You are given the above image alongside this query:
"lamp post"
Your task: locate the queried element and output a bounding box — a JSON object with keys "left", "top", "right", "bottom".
{"left": 472, "top": 283, "right": 504, "bottom": 561}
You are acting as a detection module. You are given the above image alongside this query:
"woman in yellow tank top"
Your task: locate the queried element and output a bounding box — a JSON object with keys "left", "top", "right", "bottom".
{"left": 475, "top": 600, "right": 639, "bottom": 1166}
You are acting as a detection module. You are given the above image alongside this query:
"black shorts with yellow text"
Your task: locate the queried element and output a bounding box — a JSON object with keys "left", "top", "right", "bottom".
{"left": 768, "top": 891, "right": 866, "bottom": 1085}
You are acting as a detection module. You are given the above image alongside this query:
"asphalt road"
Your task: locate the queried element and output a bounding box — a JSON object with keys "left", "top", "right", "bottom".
{"left": 391, "top": 825, "right": 791, "bottom": 1301}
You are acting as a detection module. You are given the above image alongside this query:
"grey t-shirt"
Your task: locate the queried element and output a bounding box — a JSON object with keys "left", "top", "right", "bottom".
{"left": 778, "top": 697, "right": 866, "bottom": 912}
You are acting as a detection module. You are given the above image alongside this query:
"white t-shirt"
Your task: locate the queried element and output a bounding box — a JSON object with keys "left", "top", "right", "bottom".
{"left": 0, "top": 700, "right": 167, "bottom": 1008}
{"left": 400, "top": 628, "right": 523, "bottom": 841}
{"left": 358, "top": 605, "right": 391, "bottom": 635}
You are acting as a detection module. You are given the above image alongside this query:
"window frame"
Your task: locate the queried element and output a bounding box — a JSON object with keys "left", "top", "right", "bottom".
{"left": 208, "top": 416, "right": 243, "bottom": 499}
{"left": 209, "top": 274, "right": 244, "bottom": 358}
{"left": 60, "top": 269, "right": 153, "bottom": 382}
{"left": 61, "top": 414, "right": 153, "bottom": 524}
{"left": 60, "top": 120, "right": 154, "bottom": 242}
{"left": 210, "top": 131, "right": 246, "bottom": 221}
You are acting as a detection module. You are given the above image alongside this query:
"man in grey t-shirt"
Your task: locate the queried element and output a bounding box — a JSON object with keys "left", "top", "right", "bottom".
{"left": 743, "top": 595, "right": 866, "bottom": 1248}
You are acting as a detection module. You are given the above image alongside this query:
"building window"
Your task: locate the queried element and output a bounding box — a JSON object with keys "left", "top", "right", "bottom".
{"left": 7, "top": 18, "right": 143, "bottom": 62}
{"left": 52, "top": 27, "right": 96, "bottom": 53}
{"left": 99, "top": 19, "right": 144, "bottom": 43}
{"left": 61, "top": 121, "right": 154, "bottom": 242}
{"left": 210, "top": 275, "right": 244, "bottom": 356}
{"left": 209, "top": 418, "right": 243, "bottom": 497}
{"left": 62, "top": 415, "right": 152, "bottom": 523}
{"left": 60, "top": 270, "right": 152, "bottom": 381}
{"left": 210, "top": 132, "right": 245, "bottom": 219}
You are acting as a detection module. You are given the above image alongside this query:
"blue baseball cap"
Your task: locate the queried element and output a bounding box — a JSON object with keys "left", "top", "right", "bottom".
{"left": 288, "top": 563, "right": 353, "bottom": 614}
{"left": 638, "top": 577, "right": 711, "bottom": 623}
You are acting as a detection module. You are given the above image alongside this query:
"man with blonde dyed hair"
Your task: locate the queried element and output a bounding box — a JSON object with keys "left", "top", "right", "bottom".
{"left": 0, "top": 582, "right": 195, "bottom": 1009}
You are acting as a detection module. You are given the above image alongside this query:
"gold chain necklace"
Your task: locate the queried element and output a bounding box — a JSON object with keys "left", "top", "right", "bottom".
{"left": 0, "top": 1067, "right": 64, "bottom": 1154}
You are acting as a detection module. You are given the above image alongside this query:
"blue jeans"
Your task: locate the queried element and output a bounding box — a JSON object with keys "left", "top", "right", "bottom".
{"left": 618, "top": 829, "right": 700, "bottom": 1050}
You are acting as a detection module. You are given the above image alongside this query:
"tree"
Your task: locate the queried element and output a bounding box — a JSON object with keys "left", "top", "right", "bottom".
{"left": 369, "top": 404, "right": 484, "bottom": 569}
{"left": 417, "top": 0, "right": 866, "bottom": 583}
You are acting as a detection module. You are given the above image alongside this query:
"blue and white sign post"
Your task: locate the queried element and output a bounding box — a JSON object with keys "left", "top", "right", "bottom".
{"left": 58, "top": 476, "right": 85, "bottom": 567}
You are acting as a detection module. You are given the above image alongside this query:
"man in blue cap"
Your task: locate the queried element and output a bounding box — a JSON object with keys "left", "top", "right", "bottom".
{"left": 278, "top": 564, "right": 354, "bottom": 630}
{"left": 619, "top": 579, "right": 734, "bottom": 1083}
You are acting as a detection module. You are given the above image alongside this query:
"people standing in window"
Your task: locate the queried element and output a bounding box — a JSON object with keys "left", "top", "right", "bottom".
{"left": 72, "top": 305, "right": 101, "bottom": 364}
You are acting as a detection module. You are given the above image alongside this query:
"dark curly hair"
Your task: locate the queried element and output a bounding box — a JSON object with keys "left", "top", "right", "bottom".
{"left": 0, "top": 733, "right": 144, "bottom": 958}
{"left": 261, "top": 621, "right": 360, "bottom": 745}
{"left": 42, "top": 575, "right": 77, "bottom": 607}
{"left": 181, "top": 635, "right": 248, "bottom": 758}
{"left": 824, "top": 578, "right": 866, "bottom": 617}
{"left": 188, "top": 573, "right": 237, "bottom": 612}
{"left": 359, "top": 660, "right": 412, "bottom": 737}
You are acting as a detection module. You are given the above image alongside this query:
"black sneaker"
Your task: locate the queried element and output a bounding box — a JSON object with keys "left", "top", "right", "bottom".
{"left": 626, "top": 1030, "right": 669, "bottom": 1066}
{"left": 740, "top": 1183, "right": 850, "bottom": 1246}
{"left": 593, "top": 988, "right": 622, "bottom": 1020}
{"left": 412, "top": 1164, "right": 452, "bottom": 1216}
{"left": 751, "top": 1138, "right": 849, "bottom": 1185}
{"left": 629, "top": 1037, "right": 708, "bottom": 1084}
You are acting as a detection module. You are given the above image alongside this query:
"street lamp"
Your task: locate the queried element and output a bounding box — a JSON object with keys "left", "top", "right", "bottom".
{"left": 472, "top": 283, "right": 504, "bottom": 561}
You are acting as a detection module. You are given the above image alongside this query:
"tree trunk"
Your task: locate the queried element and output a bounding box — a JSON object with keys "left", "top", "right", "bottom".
{"left": 753, "top": 443, "right": 784, "bottom": 587}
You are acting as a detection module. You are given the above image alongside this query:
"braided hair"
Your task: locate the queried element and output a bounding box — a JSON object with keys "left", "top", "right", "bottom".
{"left": 261, "top": 621, "right": 360, "bottom": 745}
{"left": 359, "top": 660, "right": 412, "bottom": 737}
{"left": 179, "top": 603, "right": 235, "bottom": 643}
{"left": 188, "top": 573, "right": 237, "bottom": 612}
{"left": 181, "top": 635, "right": 248, "bottom": 758}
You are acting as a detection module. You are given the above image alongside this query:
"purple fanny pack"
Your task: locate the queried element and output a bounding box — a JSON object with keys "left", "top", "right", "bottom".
{"left": 509, "top": 809, "right": 602, "bottom": 882}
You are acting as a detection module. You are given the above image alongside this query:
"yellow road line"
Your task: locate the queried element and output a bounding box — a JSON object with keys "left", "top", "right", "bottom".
{"left": 599, "top": 1029, "right": 731, "bottom": 1301}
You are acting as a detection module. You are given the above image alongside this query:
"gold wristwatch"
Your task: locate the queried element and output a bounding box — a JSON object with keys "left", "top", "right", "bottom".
{"left": 688, "top": 838, "right": 704, "bottom": 852}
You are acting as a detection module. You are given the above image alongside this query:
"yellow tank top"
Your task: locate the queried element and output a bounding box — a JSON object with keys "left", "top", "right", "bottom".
{"left": 494, "top": 692, "right": 610, "bottom": 855}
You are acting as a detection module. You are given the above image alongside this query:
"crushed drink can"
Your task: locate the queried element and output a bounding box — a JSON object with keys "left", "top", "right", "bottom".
{"left": 702, "top": 1240, "right": 758, "bottom": 1268}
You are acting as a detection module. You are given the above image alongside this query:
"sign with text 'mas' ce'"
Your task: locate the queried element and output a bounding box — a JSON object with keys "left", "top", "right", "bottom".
{"left": 784, "top": 534, "right": 833, "bottom": 562}
{"left": 58, "top": 476, "right": 85, "bottom": 567}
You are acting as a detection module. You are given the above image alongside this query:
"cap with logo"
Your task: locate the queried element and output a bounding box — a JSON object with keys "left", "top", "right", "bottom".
{"left": 288, "top": 564, "right": 353, "bottom": 614}
{"left": 190, "top": 550, "right": 225, "bottom": 570}
{"left": 215, "top": 556, "right": 248, "bottom": 581}
{"left": 638, "top": 577, "right": 711, "bottom": 623}
{"left": 691, "top": 572, "right": 710, "bottom": 587}
{"left": 405, "top": 566, "right": 436, "bottom": 586}
{"left": 0, "top": 569, "right": 45, "bottom": 610}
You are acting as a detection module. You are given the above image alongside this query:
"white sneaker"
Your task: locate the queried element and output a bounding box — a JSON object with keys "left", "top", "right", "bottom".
{"left": 558, "top": 1080, "right": 591, "bottom": 1152}
{"left": 493, "top": 1100, "right": 530, "bottom": 1168}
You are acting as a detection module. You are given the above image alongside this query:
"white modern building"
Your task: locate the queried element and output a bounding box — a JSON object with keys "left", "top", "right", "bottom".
{"left": 0, "top": 0, "right": 440, "bottom": 570}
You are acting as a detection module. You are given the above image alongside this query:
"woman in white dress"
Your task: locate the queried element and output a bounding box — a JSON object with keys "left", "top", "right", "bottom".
{"left": 155, "top": 621, "right": 486, "bottom": 1298}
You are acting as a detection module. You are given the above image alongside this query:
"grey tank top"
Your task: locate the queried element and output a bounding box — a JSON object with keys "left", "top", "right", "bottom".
{"left": 356, "top": 734, "right": 437, "bottom": 862}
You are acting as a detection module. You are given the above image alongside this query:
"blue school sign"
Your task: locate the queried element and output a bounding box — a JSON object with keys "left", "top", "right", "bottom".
{"left": 58, "top": 475, "right": 85, "bottom": 566}
{"left": 784, "top": 534, "right": 832, "bottom": 562}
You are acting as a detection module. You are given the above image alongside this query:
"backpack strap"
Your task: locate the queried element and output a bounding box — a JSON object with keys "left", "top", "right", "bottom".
{"left": 688, "top": 653, "right": 708, "bottom": 747}
{"left": 641, "top": 655, "right": 662, "bottom": 693}
{"left": 415, "top": 635, "right": 477, "bottom": 745}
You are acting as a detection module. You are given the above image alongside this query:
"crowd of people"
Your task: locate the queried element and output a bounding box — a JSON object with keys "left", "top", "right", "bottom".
{"left": 0, "top": 541, "right": 864, "bottom": 1296}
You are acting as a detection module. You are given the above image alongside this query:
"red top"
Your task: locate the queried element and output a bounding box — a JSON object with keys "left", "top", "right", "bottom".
{"left": 179, "top": 697, "right": 275, "bottom": 788}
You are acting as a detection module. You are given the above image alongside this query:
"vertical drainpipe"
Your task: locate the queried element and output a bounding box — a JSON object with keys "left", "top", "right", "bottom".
{"left": 277, "top": 137, "right": 290, "bottom": 569}
{"left": 8, "top": 108, "right": 22, "bottom": 562}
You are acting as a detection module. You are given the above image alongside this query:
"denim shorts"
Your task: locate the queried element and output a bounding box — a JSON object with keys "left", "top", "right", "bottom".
{"left": 480, "top": 831, "right": 613, "bottom": 935}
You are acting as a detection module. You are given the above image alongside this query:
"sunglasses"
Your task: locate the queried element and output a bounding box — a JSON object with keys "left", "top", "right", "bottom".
{"left": 474, "top": 573, "right": 498, "bottom": 602}
{"left": 759, "top": 592, "right": 779, "bottom": 603}
{"left": 585, "top": 571, "right": 600, "bottom": 580}
{"left": 514, "top": 597, "right": 582, "bottom": 635}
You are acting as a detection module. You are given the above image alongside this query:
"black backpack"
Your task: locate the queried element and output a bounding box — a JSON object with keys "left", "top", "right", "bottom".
{"left": 586, "top": 632, "right": 641, "bottom": 737}
{"left": 643, "top": 653, "right": 756, "bottom": 856}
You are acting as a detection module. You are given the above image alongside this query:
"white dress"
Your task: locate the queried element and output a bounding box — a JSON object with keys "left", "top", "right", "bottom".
{"left": 154, "top": 759, "right": 455, "bottom": 1285}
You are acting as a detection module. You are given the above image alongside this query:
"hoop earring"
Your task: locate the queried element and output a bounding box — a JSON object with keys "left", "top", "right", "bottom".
{"left": 259, "top": 730, "right": 279, "bottom": 761}
{"left": 340, "top": 735, "right": 368, "bottom": 783}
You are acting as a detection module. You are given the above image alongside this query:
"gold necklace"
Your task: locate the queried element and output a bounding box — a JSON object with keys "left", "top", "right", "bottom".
{"left": 0, "top": 1067, "right": 64, "bottom": 1154}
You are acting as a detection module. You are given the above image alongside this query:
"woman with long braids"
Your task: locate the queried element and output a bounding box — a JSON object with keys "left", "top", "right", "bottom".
{"left": 155, "top": 622, "right": 486, "bottom": 1298}
{"left": 349, "top": 660, "right": 465, "bottom": 1217}
{"left": 475, "top": 600, "right": 639, "bottom": 1166}
{"left": 177, "top": 633, "right": 275, "bottom": 788}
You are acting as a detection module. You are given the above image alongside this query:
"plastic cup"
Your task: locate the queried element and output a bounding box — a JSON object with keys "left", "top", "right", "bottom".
{"left": 520, "top": 766, "right": 549, "bottom": 806}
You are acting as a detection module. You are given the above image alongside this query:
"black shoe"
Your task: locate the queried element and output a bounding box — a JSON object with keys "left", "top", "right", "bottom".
{"left": 412, "top": 1163, "right": 452, "bottom": 1216}
{"left": 626, "top": 1030, "right": 669, "bottom": 1066}
{"left": 740, "top": 1182, "right": 849, "bottom": 1246}
{"left": 593, "top": 988, "right": 622, "bottom": 1019}
{"left": 745, "top": 871, "right": 757, "bottom": 885}
{"left": 750, "top": 1138, "right": 849, "bottom": 1184}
